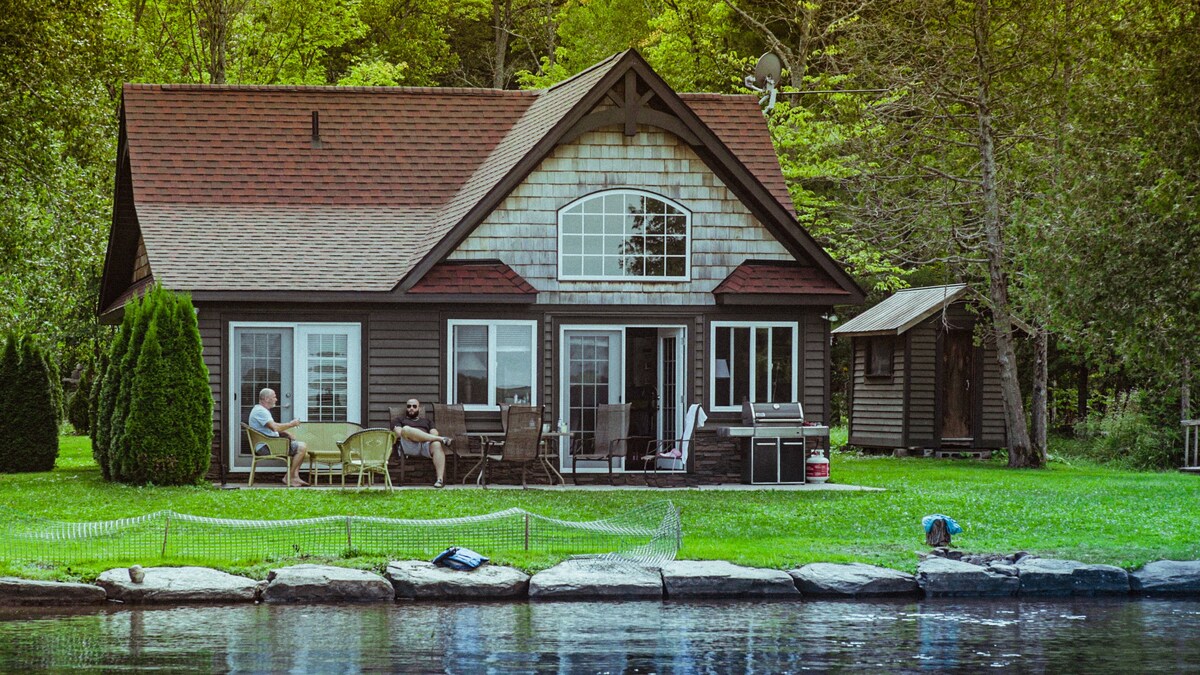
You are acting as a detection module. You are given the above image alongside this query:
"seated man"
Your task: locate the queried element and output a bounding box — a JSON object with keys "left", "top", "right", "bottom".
{"left": 248, "top": 387, "right": 309, "bottom": 487}
{"left": 391, "top": 398, "right": 452, "bottom": 488}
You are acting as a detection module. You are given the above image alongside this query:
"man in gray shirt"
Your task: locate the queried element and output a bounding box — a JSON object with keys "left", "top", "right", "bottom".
{"left": 249, "top": 388, "right": 309, "bottom": 487}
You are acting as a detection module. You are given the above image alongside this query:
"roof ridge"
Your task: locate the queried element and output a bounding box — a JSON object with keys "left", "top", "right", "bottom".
{"left": 123, "top": 83, "right": 535, "bottom": 96}
{"left": 543, "top": 50, "right": 628, "bottom": 93}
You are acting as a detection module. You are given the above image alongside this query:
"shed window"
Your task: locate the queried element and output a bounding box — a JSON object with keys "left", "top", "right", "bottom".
{"left": 710, "top": 322, "right": 798, "bottom": 410}
{"left": 558, "top": 190, "right": 690, "bottom": 281}
{"left": 867, "top": 337, "right": 894, "bottom": 377}
{"left": 448, "top": 320, "right": 536, "bottom": 409}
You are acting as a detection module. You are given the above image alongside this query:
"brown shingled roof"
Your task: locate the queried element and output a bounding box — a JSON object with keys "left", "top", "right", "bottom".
{"left": 714, "top": 260, "right": 853, "bottom": 296}
{"left": 409, "top": 261, "right": 537, "bottom": 295}
{"left": 109, "top": 50, "right": 856, "bottom": 302}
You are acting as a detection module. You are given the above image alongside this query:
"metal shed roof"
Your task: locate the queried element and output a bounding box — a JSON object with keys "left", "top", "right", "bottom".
{"left": 832, "top": 284, "right": 970, "bottom": 337}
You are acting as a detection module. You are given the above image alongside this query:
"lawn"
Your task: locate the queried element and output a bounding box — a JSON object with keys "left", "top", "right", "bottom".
{"left": 2, "top": 435, "right": 1198, "bottom": 582}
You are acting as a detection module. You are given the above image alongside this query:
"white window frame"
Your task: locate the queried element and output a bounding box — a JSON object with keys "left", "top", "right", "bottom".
{"left": 447, "top": 319, "right": 538, "bottom": 411}
{"left": 557, "top": 188, "right": 692, "bottom": 282}
{"left": 709, "top": 321, "right": 799, "bottom": 412}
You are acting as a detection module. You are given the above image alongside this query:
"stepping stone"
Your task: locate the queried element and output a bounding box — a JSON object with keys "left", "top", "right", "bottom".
{"left": 96, "top": 566, "right": 260, "bottom": 603}
{"left": 1016, "top": 557, "right": 1129, "bottom": 596}
{"left": 661, "top": 561, "right": 798, "bottom": 598}
{"left": 1130, "top": 560, "right": 1200, "bottom": 595}
{"left": 262, "top": 564, "right": 394, "bottom": 604}
{"left": 0, "top": 577, "right": 107, "bottom": 605}
{"left": 789, "top": 563, "right": 918, "bottom": 597}
{"left": 385, "top": 561, "right": 529, "bottom": 600}
{"left": 917, "top": 557, "right": 1019, "bottom": 597}
{"left": 528, "top": 559, "right": 663, "bottom": 599}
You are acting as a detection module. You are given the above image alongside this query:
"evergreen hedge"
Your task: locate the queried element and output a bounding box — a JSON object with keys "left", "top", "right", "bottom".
{"left": 93, "top": 295, "right": 140, "bottom": 480}
{"left": 106, "top": 288, "right": 212, "bottom": 485}
{"left": 67, "top": 361, "right": 93, "bottom": 434}
{"left": 107, "top": 292, "right": 154, "bottom": 479}
{"left": 0, "top": 334, "right": 60, "bottom": 472}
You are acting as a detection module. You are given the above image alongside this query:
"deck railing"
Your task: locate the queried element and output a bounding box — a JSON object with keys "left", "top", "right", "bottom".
{"left": 1183, "top": 420, "right": 1200, "bottom": 469}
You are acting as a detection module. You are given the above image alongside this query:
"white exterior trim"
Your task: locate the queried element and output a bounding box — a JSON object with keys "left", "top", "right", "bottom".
{"left": 709, "top": 320, "right": 799, "bottom": 413}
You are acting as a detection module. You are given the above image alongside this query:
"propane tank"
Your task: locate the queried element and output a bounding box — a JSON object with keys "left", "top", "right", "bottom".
{"left": 805, "top": 447, "right": 830, "bottom": 483}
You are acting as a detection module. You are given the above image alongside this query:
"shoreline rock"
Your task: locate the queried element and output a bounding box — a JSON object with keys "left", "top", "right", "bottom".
{"left": 528, "top": 559, "right": 663, "bottom": 600}
{"left": 0, "top": 577, "right": 107, "bottom": 605}
{"left": 386, "top": 561, "right": 529, "bottom": 600}
{"left": 96, "top": 567, "right": 260, "bottom": 604}
{"left": 662, "top": 560, "right": 798, "bottom": 598}
{"left": 262, "top": 564, "right": 394, "bottom": 604}
{"left": 790, "top": 563, "right": 918, "bottom": 597}
{"left": 1131, "top": 560, "right": 1200, "bottom": 595}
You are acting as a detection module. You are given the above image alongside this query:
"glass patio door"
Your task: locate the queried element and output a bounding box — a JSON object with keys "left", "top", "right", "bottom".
{"left": 562, "top": 330, "right": 623, "bottom": 471}
{"left": 229, "top": 323, "right": 361, "bottom": 472}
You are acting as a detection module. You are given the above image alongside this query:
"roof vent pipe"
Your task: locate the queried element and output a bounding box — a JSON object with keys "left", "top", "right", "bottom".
{"left": 311, "top": 111, "right": 320, "bottom": 144}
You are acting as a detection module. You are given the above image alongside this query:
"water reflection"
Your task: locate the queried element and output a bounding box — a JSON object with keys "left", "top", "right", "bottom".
{"left": 1, "top": 598, "right": 1198, "bottom": 673}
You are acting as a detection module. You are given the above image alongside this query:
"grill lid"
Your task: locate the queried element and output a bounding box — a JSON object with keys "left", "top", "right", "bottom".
{"left": 742, "top": 401, "right": 805, "bottom": 426}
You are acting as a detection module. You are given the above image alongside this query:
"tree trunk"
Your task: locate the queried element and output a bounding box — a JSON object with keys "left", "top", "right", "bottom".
{"left": 1031, "top": 329, "right": 1048, "bottom": 461}
{"left": 1183, "top": 357, "right": 1192, "bottom": 421}
{"left": 492, "top": 0, "right": 512, "bottom": 89}
{"left": 972, "top": 0, "right": 1037, "bottom": 467}
{"left": 1077, "top": 362, "right": 1088, "bottom": 423}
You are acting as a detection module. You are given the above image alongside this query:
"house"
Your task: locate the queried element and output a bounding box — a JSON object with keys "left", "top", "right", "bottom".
{"left": 832, "top": 284, "right": 1008, "bottom": 453}
{"left": 98, "top": 50, "right": 864, "bottom": 485}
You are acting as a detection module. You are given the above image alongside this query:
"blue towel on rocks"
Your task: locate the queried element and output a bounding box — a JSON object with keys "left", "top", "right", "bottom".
{"left": 922, "top": 514, "right": 962, "bottom": 535}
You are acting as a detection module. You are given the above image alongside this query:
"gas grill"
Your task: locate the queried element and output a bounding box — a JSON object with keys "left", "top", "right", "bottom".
{"left": 716, "top": 402, "right": 830, "bottom": 484}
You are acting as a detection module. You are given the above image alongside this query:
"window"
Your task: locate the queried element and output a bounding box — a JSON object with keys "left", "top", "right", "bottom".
{"left": 448, "top": 320, "right": 536, "bottom": 409}
{"left": 867, "top": 337, "right": 894, "bottom": 377}
{"left": 558, "top": 190, "right": 690, "bottom": 281}
{"left": 710, "top": 322, "right": 797, "bottom": 410}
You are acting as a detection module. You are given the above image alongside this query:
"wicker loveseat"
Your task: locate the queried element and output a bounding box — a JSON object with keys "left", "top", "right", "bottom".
{"left": 291, "top": 421, "right": 364, "bottom": 484}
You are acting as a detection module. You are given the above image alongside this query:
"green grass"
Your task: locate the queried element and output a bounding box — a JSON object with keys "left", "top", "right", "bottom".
{"left": 2, "top": 434, "right": 1198, "bottom": 581}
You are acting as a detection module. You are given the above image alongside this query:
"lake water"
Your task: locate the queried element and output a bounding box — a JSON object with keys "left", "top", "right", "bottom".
{"left": 1, "top": 598, "right": 1197, "bottom": 672}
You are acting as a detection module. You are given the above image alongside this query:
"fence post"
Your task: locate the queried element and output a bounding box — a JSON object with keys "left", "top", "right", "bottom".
{"left": 161, "top": 514, "right": 170, "bottom": 558}
{"left": 524, "top": 513, "right": 530, "bottom": 551}
{"left": 346, "top": 516, "right": 353, "bottom": 552}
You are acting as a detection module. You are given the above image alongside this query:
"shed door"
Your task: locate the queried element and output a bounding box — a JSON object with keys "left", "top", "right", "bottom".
{"left": 941, "top": 330, "right": 973, "bottom": 441}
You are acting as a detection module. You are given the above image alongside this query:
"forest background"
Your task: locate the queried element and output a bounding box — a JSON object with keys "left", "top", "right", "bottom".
{"left": 1, "top": 0, "right": 1196, "bottom": 466}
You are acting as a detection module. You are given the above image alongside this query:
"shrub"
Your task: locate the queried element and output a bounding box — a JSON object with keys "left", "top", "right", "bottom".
{"left": 94, "top": 295, "right": 140, "bottom": 480}
{"left": 111, "top": 290, "right": 212, "bottom": 485}
{"left": 67, "top": 361, "right": 94, "bottom": 434}
{"left": 0, "top": 334, "right": 60, "bottom": 472}
{"left": 108, "top": 292, "right": 155, "bottom": 479}
{"left": 1072, "top": 390, "right": 1179, "bottom": 470}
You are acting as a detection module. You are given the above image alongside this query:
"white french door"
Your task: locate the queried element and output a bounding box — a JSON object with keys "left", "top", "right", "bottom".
{"left": 559, "top": 325, "right": 686, "bottom": 474}
{"left": 228, "top": 322, "right": 361, "bottom": 472}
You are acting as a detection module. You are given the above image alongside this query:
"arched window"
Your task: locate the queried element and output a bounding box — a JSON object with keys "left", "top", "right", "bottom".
{"left": 558, "top": 190, "right": 691, "bottom": 281}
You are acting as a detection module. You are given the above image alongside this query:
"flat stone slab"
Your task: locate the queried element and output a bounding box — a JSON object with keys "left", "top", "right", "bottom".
{"left": 0, "top": 577, "right": 107, "bottom": 605}
{"left": 263, "top": 564, "right": 394, "bottom": 604}
{"left": 917, "top": 557, "right": 1019, "bottom": 597}
{"left": 528, "top": 559, "right": 663, "bottom": 600}
{"left": 1131, "top": 560, "right": 1200, "bottom": 595}
{"left": 1016, "top": 557, "right": 1129, "bottom": 596}
{"left": 789, "top": 563, "right": 918, "bottom": 597}
{"left": 661, "top": 561, "right": 798, "bottom": 598}
{"left": 385, "top": 561, "right": 529, "bottom": 600}
{"left": 96, "top": 567, "right": 260, "bottom": 604}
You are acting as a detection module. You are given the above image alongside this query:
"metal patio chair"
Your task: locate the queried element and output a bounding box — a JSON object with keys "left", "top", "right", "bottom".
{"left": 479, "top": 405, "right": 544, "bottom": 488}
{"left": 432, "top": 402, "right": 474, "bottom": 483}
{"left": 571, "top": 403, "right": 633, "bottom": 485}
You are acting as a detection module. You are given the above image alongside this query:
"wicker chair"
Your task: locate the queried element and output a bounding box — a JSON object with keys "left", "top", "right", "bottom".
{"left": 337, "top": 428, "right": 397, "bottom": 490}
{"left": 571, "top": 403, "right": 633, "bottom": 485}
{"left": 479, "top": 405, "right": 544, "bottom": 488}
{"left": 242, "top": 423, "right": 294, "bottom": 487}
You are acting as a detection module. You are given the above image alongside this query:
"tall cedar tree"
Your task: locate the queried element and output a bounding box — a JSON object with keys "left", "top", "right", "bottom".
{"left": 113, "top": 291, "right": 212, "bottom": 485}
{"left": 68, "top": 360, "right": 94, "bottom": 434}
{"left": 0, "top": 335, "right": 60, "bottom": 472}
{"left": 94, "top": 295, "right": 139, "bottom": 479}
{"left": 108, "top": 291, "right": 155, "bottom": 480}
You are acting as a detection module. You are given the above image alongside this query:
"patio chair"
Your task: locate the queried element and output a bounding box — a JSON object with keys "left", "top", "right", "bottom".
{"left": 338, "top": 428, "right": 397, "bottom": 490}
{"left": 571, "top": 403, "right": 633, "bottom": 485}
{"left": 639, "top": 403, "right": 705, "bottom": 486}
{"left": 242, "top": 423, "right": 294, "bottom": 487}
{"left": 479, "top": 405, "right": 544, "bottom": 488}
{"left": 431, "top": 403, "right": 474, "bottom": 483}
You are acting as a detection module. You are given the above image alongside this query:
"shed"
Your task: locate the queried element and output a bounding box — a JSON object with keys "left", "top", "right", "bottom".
{"left": 832, "top": 284, "right": 1007, "bottom": 451}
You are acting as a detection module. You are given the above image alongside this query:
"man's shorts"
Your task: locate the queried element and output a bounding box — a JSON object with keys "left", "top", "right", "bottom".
{"left": 400, "top": 437, "right": 433, "bottom": 458}
{"left": 254, "top": 440, "right": 303, "bottom": 457}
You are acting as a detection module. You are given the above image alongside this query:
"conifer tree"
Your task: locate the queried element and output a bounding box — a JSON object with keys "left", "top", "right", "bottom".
{"left": 94, "top": 296, "right": 139, "bottom": 480}
{"left": 0, "top": 334, "right": 60, "bottom": 472}
{"left": 108, "top": 290, "right": 155, "bottom": 481}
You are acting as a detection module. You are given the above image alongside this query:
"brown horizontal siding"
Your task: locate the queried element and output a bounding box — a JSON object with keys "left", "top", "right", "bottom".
{"left": 367, "top": 311, "right": 440, "bottom": 428}
{"left": 848, "top": 338, "right": 903, "bottom": 447}
{"left": 980, "top": 343, "right": 1007, "bottom": 444}
{"left": 198, "top": 310, "right": 222, "bottom": 474}
{"left": 906, "top": 322, "right": 937, "bottom": 443}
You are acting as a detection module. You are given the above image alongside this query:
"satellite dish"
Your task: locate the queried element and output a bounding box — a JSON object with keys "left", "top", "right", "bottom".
{"left": 753, "top": 52, "right": 782, "bottom": 88}
{"left": 744, "top": 52, "right": 781, "bottom": 114}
